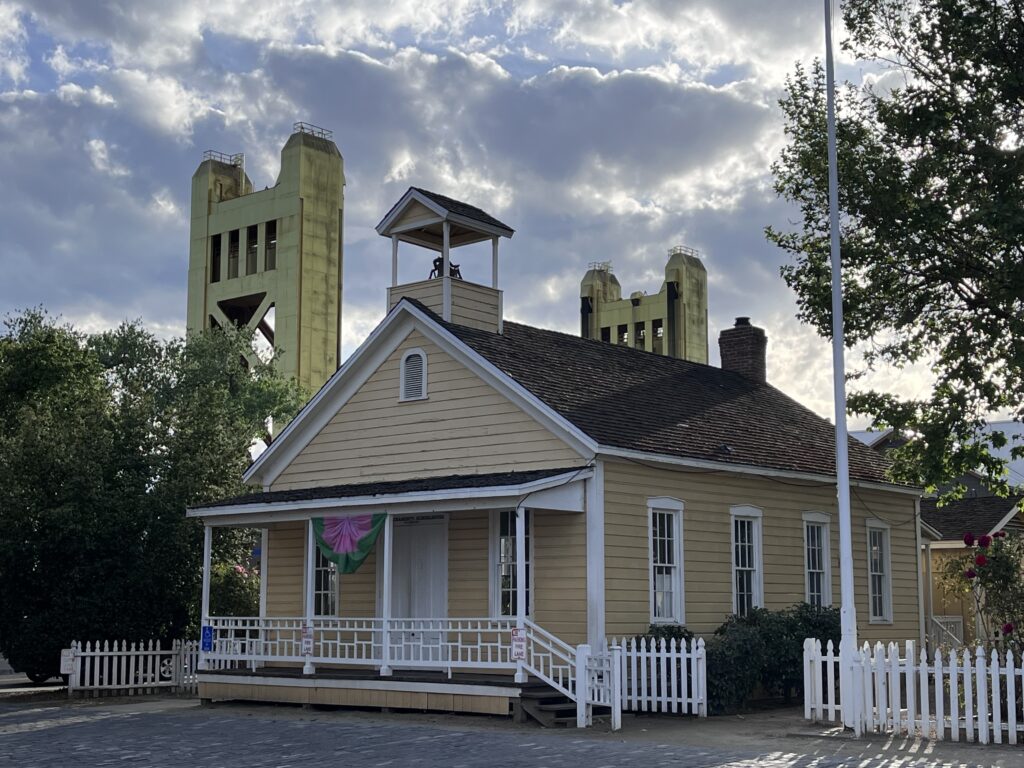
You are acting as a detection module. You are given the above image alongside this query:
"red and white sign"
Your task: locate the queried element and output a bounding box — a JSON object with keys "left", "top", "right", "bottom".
{"left": 301, "top": 625, "right": 314, "bottom": 656}
{"left": 60, "top": 648, "right": 75, "bottom": 675}
{"left": 511, "top": 628, "right": 526, "bottom": 661}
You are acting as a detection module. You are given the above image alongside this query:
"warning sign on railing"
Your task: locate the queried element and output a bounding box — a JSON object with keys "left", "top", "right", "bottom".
{"left": 511, "top": 628, "right": 526, "bottom": 661}
{"left": 60, "top": 649, "right": 75, "bottom": 675}
{"left": 301, "top": 625, "right": 313, "bottom": 656}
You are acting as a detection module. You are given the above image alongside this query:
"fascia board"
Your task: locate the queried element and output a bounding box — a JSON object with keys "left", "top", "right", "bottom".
{"left": 598, "top": 447, "right": 923, "bottom": 495}
{"left": 397, "top": 302, "right": 597, "bottom": 459}
{"left": 446, "top": 212, "right": 513, "bottom": 239}
{"left": 375, "top": 189, "right": 447, "bottom": 235}
{"left": 988, "top": 502, "right": 1022, "bottom": 535}
{"left": 243, "top": 308, "right": 415, "bottom": 485}
{"left": 188, "top": 469, "right": 593, "bottom": 523}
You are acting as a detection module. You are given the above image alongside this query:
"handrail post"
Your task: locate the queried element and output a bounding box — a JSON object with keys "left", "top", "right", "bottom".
{"left": 576, "top": 643, "right": 591, "bottom": 728}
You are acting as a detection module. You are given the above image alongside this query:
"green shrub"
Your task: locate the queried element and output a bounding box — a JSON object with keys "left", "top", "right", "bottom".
{"left": 638, "top": 624, "right": 695, "bottom": 644}
{"left": 704, "top": 603, "right": 840, "bottom": 713}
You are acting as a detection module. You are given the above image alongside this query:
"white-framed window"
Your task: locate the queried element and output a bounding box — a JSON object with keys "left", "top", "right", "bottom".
{"left": 866, "top": 520, "right": 892, "bottom": 623}
{"left": 399, "top": 348, "right": 427, "bottom": 401}
{"left": 730, "top": 505, "right": 763, "bottom": 617}
{"left": 313, "top": 545, "right": 338, "bottom": 617}
{"left": 648, "top": 497, "right": 685, "bottom": 624}
{"left": 490, "top": 509, "right": 532, "bottom": 617}
{"left": 802, "top": 512, "right": 833, "bottom": 608}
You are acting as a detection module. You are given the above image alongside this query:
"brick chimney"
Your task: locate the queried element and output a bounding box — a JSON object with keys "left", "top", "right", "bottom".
{"left": 718, "top": 317, "right": 767, "bottom": 383}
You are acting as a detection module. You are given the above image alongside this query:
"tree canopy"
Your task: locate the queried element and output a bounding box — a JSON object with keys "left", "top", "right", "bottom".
{"left": 0, "top": 311, "right": 303, "bottom": 678}
{"left": 768, "top": 0, "right": 1024, "bottom": 494}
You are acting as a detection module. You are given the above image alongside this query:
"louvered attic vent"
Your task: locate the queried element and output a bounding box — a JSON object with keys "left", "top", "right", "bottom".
{"left": 400, "top": 349, "right": 427, "bottom": 401}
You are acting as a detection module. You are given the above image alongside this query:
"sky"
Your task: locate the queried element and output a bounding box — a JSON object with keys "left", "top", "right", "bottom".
{"left": 0, "top": 0, "right": 932, "bottom": 426}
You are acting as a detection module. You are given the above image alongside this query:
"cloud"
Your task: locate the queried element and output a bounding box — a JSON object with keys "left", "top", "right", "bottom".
{"left": 0, "top": 2, "right": 29, "bottom": 84}
{"left": 0, "top": 0, "right": 934, "bottom": 424}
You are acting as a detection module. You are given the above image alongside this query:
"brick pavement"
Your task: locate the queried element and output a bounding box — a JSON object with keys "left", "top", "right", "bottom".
{"left": 0, "top": 698, "right": 1018, "bottom": 767}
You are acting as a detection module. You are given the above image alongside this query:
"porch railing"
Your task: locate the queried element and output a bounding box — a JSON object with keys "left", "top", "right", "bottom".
{"left": 203, "top": 616, "right": 520, "bottom": 673}
{"left": 200, "top": 616, "right": 624, "bottom": 730}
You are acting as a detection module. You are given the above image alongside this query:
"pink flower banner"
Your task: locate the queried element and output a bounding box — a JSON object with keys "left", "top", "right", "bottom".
{"left": 312, "top": 514, "right": 386, "bottom": 574}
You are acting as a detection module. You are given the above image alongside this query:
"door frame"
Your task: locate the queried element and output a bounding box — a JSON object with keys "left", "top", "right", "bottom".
{"left": 376, "top": 512, "right": 449, "bottom": 619}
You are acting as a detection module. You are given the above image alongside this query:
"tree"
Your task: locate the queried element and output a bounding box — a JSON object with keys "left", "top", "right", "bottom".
{"left": 0, "top": 311, "right": 303, "bottom": 679}
{"left": 767, "top": 0, "right": 1024, "bottom": 495}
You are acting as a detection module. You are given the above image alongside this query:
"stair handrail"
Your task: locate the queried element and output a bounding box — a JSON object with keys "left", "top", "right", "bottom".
{"left": 521, "top": 619, "right": 578, "bottom": 701}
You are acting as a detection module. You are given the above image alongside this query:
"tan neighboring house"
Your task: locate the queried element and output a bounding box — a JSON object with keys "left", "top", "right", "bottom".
{"left": 187, "top": 188, "right": 925, "bottom": 720}
{"left": 920, "top": 495, "right": 1023, "bottom": 646}
{"left": 851, "top": 428, "right": 1024, "bottom": 647}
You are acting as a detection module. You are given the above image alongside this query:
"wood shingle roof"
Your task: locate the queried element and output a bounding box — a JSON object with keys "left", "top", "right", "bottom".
{"left": 442, "top": 316, "right": 896, "bottom": 484}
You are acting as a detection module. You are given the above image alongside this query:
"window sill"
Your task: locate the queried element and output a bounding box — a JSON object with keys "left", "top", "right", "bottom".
{"left": 868, "top": 617, "right": 893, "bottom": 625}
{"left": 398, "top": 395, "right": 428, "bottom": 403}
{"left": 650, "top": 617, "right": 685, "bottom": 626}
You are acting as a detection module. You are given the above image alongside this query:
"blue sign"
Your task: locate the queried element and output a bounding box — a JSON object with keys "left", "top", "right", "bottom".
{"left": 201, "top": 625, "right": 213, "bottom": 652}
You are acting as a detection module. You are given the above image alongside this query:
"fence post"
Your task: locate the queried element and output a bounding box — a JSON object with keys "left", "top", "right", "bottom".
{"left": 990, "top": 648, "right": 1001, "bottom": 745}
{"left": 610, "top": 645, "right": 622, "bottom": 732}
{"left": 933, "top": 648, "right": 944, "bottom": 741}
{"left": 1007, "top": 649, "right": 1017, "bottom": 746}
{"left": 851, "top": 647, "right": 864, "bottom": 737}
{"left": 696, "top": 637, "right": 707, "bottom": 717}
{"left": 976, "top": 646, "right": 989, "bottom": 744}
{"left": 575, "top": 643, "right": 591, "bottom": 728}
{"left": 803, "top": 639, "right": 814, "bottom": 721}
{"left": 68, "top": 641, "right": 80, "bottom": 699}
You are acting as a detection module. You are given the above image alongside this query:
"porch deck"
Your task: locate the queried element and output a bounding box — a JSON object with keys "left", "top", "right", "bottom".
{"left": 197, "top": 664, "right": 541, "bottom": 717}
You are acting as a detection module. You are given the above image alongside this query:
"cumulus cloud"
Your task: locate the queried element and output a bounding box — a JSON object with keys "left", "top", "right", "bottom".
{"left": 0, "top": 0, "right": 935, "bottom": 420}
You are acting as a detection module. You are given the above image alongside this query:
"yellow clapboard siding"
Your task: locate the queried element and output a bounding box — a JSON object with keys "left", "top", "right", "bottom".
{"left": 602, "top": 460, "right": 921, "bottom": 642}
{"left": 534, "top": 512, "right": 587, "bottom": 645}
{"left": 266, "top": 521, "right": 305, "bottom": 616}
{"left": 272, "top": 329, "right": 582, "bottom": 490}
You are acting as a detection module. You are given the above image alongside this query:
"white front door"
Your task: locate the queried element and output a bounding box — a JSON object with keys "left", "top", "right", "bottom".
{"left": 389, "top": 515, "right": 447, "bottom": 663}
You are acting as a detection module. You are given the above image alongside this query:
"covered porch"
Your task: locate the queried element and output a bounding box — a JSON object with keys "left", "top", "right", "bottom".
{"left": 187, "top": 467, "right": 604, "bottom": 722}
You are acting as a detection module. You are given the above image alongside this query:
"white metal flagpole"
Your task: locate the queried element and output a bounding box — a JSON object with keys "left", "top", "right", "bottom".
{"left": 822, "top": 0, "right": 858, "bottom": 728}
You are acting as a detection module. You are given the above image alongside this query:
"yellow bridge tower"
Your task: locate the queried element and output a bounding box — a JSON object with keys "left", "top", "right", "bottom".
{"left": 186, "top": 122, "right": 345, "bottom": 394}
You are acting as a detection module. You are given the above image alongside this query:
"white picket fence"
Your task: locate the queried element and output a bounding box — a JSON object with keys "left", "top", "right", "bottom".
{"left": 609, "top": 636, "right": 707, "bottom": 716}
{"left": 66, "top": 639, "right": 211, "bottom": 697}
{"left": 804, "top": 638, "right": 1024, "bottom": 743}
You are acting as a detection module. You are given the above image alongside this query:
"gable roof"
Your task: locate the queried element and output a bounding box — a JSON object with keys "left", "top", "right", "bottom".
{"left": 436, "top": 312, "right": 895, "bottom": 484}
{"left": 920, "top": 495, "right": 1023, "bottom": 541}
{"left": 245, "top": 298, "right": 908, "bottom": 490}
{"left": 410, "top": 187, "right": 514, "bottom": 234}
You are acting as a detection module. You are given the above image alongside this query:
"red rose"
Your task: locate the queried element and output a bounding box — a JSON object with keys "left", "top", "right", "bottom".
{"left": 995, "top": 531, "right": 1007, "bottom": 538}
{"left": 975, "top": 554, "right": 989, "bottom": 567}
{"left": 965, "top": 568, "right": 977, "bottom": 579}
{"left": 963, "top": 532, "right": 976, "bottom": 546}
{"left": 979, "top": 534, "right": 993, "bottom": 548}
{"left": 1003, "top": 623, "right": 1015, "bottom": 635}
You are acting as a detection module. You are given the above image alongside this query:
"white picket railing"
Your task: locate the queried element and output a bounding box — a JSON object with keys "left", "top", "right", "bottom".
{"left": 585, "top": 645, "right": 623, "bottom": 730}
{"left": 804, "top": 638, "right": 1024, "bottom": 744}
{"left": 202, "top": 615, "right": 627, "bottom": 729}
{"left": 66, "top": 640, "right": 214, "bottom": 697}
{"left": 609, "top": 636, "right": 707, "bottom": 716}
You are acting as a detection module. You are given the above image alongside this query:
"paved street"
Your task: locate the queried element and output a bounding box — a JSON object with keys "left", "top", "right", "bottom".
{"left": 0, "top": 697, "right": 1020, "bottom": 767}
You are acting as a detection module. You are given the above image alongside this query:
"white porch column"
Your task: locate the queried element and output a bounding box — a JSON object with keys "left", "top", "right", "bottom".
{"left": 491, "top": 236, "right": 499, "bottom": 288}
{"left": 303, "top": 519, "right": 315, "bottom": 675}
{"left": 257, "top": 527, "right": 269, "bottom": 670}
{"left": 391, "top": 235, "right": 399, "bottom": 286}
{"left": 585, "top": 461, "right": 606, "bottom": 648}
{"left": 515, "top": 505, "right": 527, "bottom": 683}
{"left": 380, "top": 512, "right": 394, "bottom": 676}
{"left": 441, "top": 221, "right": 451, "bottom": 321}
{"left": 915, "top": 497, "right": 925, "bottom": 647}
{"left": 198, "top": 525, "right": 212, "bottom": 670}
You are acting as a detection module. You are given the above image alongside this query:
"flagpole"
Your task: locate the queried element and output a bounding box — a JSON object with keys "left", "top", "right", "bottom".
{"left": 823, "top": 0, "right": 858, "bottom": 728}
